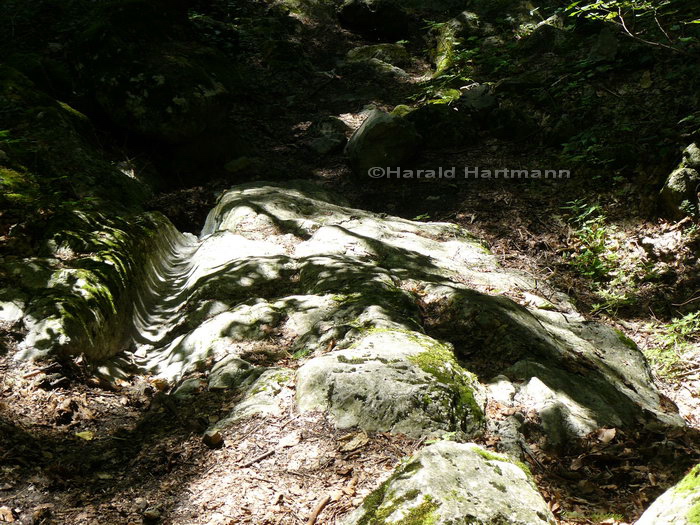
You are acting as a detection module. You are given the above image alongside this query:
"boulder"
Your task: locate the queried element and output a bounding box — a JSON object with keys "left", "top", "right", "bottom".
{"left": 296, "top": 330, "right": 484, "bottom": 439}
{"left": 660, "top": 144, "right": 700, "bottom": 219}
{"left": 636, "top": 464, "right": 700, "bottom": 525}
{"left": 2, "top": 208, "right": 191, "bottom": 362}
{"left": 308, "top": 116, "right": 350, "bottom": 155}
{"left": 345, "top": 110, "right": 421, "bottom": 178}
{"left": 431, "top": 11, "right": 486, "bottom": 75}
{"left": 425, "top": 287, "right": 684, "bottom": 449}
{"left": 347, "top": 44, "right": 411, "bottom": 67}
{"left": 682, "top": 143, "right": 700, "bottom": 169}
{"left": 345, "top": 441, "right": 555, "bottom": 525}
{"left": 14, "top": 181, "right": 682, "bottom": 452}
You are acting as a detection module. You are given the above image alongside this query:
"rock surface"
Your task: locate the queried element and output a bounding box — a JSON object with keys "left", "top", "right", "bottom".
{"left": 344, "top": 441, "right": 555, "bottom": 525}
{"left": 636, "top": 464, "right": 700, "bottom": 525}
{"left": 660, "top": 143, "right": 700, "bottom": 219}
{"left": 347, "top": 44, "right": 411, "bottom": 67}
{"left": 345, "top": 110, "right": 421, "bottom": 178}
{"left": 297, "top": 330, "right": 484, "bottom": 439}
{"left": 8, "top": 182, "right": 685, "bottom": 450}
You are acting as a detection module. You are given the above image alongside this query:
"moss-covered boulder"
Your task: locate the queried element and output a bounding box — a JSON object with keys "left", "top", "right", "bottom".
{"left": 11, "top": 181, "right": 682, "bottom": 455}
{"left": 297, "top": 330, "right": 484, "bottom": 439}
{"left": 345, "top": 441, "right": 555, "bottom": 525}
{"left": 431, "top": 11, "right": 487, "bottom": 75}
{"left": 636, "top": 464, "right": 700, "bottom": 525}
{"left": 347, "top": 44, "right": 411, "bottom": 67}
{"left": 9, "top": 212, "right": 189, "bottom": 361}
{"left": 0, "top": 66, "right": 149, "bottom": 226}
{"left": 88, "top": 181, "right": 682, "bottom": 452}
{"left": 660, "top": 143, "right": 700, "bottom": 220}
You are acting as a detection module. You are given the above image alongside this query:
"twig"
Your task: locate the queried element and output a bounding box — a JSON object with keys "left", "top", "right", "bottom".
{"left": 654, "top": 11, "right": 672, "bottom": 43}
{"left": 306, "top": 495, "right": 331, "bottom": 525}
{"left": 239, "top": 449, "right": 275, "bottom": 468}
{"left": 672, "top": 291, "right": 700, "bottom": 307}
{"left": 617, "top": 7, "right": 688, "bottom": 55}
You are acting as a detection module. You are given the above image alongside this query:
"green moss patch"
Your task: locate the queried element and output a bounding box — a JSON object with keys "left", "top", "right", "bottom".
{"left": 355, "top": 461, "right": 440, "bottom": 525}
{"left": 406, "top": 335, "right": 483, "bottom": 425}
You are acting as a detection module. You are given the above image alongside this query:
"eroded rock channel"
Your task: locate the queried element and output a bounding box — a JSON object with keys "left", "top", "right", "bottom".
{"left": 3, "top": 181, "right": 696, "bottom": 523}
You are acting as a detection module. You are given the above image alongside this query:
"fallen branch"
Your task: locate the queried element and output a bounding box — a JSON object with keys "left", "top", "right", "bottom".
{"left": 306, "top": 495, "right": 331, "bottom": 525}
{"left": 239, "top": 449, "right": 275, "bottom": 468}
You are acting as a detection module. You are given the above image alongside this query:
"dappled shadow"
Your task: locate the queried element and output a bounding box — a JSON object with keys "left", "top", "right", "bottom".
{"left": 0, "top": 378, "right": 258, "bottom": 523}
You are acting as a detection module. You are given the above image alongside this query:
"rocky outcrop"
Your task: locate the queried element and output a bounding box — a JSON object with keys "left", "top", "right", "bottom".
{"left": 344, "top": 441, "right": 555, "bottom": 525}
{"left": 7, "top": 212, "right": 191, "bottom": 361}
{"left": 6, "top": 180, "right": 692, "bottom": 521}
{"left": 9, "top": 182, "right": 683, "bottom": 442}
{"left": 347, "top": 44, "right": 411, "bottom": 67}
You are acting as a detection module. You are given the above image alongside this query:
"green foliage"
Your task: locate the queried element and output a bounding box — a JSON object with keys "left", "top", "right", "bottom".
{"left": 565, "top": 0, "right": 700, "bottom": 52}
{"left": 562, "top": 199, "right": 615, "bottom": 280}
{"left": 645, "top": 311, "right": 700, "bottom": 377}
{"left": 660, "top": 311, "right": 700, "bottom": 346}
{"left": 679, "top": 111, "right": 700, "bottom": 138}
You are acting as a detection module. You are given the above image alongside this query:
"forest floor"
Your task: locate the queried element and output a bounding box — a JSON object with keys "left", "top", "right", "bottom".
{"left": 2, "top": 1, "right": 700, "bottom": 524}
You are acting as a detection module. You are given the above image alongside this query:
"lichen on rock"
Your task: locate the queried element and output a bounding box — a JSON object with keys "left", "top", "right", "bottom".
{"left": 344, "top": 441, "right": 555, "bottom": 525}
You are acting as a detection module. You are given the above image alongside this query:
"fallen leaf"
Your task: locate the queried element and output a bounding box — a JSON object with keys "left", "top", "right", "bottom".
{"left": 151, "top": 378, "right": 169, "bottom": 392}
{"left": 75, "top": 431, "right": 95, "bottom": 441}
{"left": 338, "top": 431, "right": 369, "bottom": 452}
{"left": 0, "top": 507, "right": 14, "bottom": 523}
{"left": 570, "top": 457, "right": 584, "bottom": 471}
{"left": 596, "top": 427, "right": 617, "bottom": 444}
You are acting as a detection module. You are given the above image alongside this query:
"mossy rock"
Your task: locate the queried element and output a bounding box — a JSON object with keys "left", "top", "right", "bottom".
{"left": 347, "top": 44, "right": 411, "bottom": 67}
{"left": 296, "top": 330, "right": 484, "bottom": 438}
{"left": 345, "top": 110, "right": 421, "bottom": 178}
{"left": 346, "top": 441, "right": 555, "bottom": 525}
{"left": 637, "top": 464, "right": 700, "bottom": 525}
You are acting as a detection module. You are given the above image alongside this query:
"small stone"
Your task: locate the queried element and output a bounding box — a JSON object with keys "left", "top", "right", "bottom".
{"left": 142, "top": 506, "right": 161, "bottom": 522}
{"left": 32, "top": 504, "right": 53, "bottom": 522}
{"left": 203, "top": 430, "right": 224, "bottom": 449}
